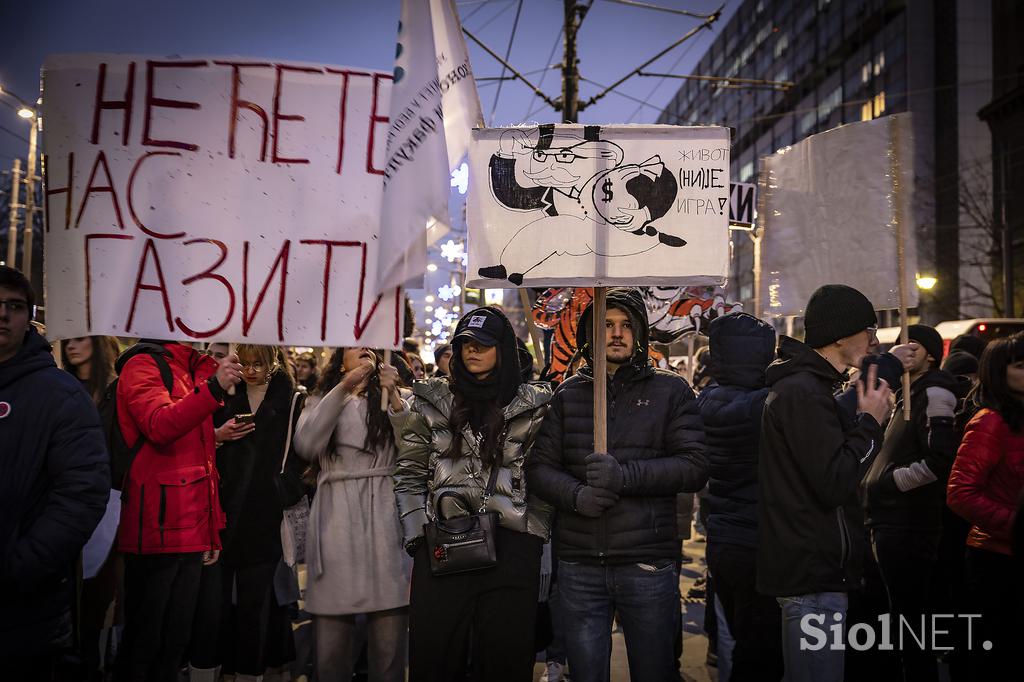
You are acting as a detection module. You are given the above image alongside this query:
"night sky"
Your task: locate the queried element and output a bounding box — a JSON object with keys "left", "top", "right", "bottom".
{"left": 0, "top": 0, "right": 737, "bottom": 167}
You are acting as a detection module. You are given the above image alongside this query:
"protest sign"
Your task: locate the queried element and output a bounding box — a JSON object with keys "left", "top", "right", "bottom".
{"left": 465, "top": 124, "right": 731, "bottom": 289}
{"left": 42, "top": 54, "right": 403, "bottom": 347}
{"left": 729, "top": 182, "right": 755, "bottom": 227}
{"left": 759, "top": 113, "right": 918, "bottom": 316}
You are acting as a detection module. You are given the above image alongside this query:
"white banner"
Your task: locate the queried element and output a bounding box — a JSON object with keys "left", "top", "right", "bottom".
{"left": 466, "top": 124, "right": 731, "bottom": 288}
{"left": 42, "top": 54, "right": 403, "bottom": 347}
{"left": 760, "top": 113, "right": 917, "bottom": 316}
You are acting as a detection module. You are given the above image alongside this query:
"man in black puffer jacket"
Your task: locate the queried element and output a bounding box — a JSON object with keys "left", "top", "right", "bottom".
{"left": 528, "top": 287, "right": 707, "bottom": 682}
{"left": 0, "top": 267, "right": 110, "bottom": 674}
{"left": 698, "top": 312, "right": 783, "bottom": 681}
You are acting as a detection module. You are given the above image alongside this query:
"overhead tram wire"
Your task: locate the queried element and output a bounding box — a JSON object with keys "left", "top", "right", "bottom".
{"left": 522, "top": 21, "right": 566, "bottom": 121}
{"left": 488, "top": 0, "right": 525, "bottom": 125}
{"left": 598, "top": 0, "right": 722, "bottom": 19}
{"left": 624, "top": 35, "right": 701, "bottom": 122}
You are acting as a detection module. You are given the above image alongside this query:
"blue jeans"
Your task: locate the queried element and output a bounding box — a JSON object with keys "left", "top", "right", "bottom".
{"left": 776, "top": 592, "right": 848, "bottom": 682}
{"left": 558, "top": 558, "right": 680, "bottom": 682}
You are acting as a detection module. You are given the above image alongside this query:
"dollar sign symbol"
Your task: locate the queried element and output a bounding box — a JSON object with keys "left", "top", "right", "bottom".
{"left": 601, "top": 178, "right": 614, "bottom": 203}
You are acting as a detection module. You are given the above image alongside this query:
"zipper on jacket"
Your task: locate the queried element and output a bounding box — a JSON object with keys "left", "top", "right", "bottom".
{"left": 836, "top": 507, "right": 851, "bottom": 574}
{"left": 159, "top": 485, "right": 167, "bottom": 546}
{"left": 137, "top": 484, "right": 145, "bottom": 554}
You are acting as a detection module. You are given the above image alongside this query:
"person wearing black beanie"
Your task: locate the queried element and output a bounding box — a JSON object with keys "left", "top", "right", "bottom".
{"left": 949, "top": 333, "right": 986, "bottom": 360}
{"left": 758, "top": 284, "right": 899, "bottom": 681}
{"left": 863, "top": 324, "right": 960, "bottom": 681}
{"left": 390, "top": 306, "right": 554, "bottom": 682}
{"left": 942, "top": 350, "right": 979, "bottom": 380}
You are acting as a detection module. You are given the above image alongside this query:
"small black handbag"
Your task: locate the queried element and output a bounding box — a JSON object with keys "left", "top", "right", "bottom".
{"left": 424, "top": 464, "right": 501, "bottom": 576}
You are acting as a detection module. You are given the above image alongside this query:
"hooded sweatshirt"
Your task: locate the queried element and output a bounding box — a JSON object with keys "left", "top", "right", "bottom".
{"left": 527, "top": 288, "right": 707, "bottom": 563}
{"left": 757, "top": 336, "right": 883, "bottom": 597}
{"left": 0, "top": 327, "right": 110, "bottom": 656}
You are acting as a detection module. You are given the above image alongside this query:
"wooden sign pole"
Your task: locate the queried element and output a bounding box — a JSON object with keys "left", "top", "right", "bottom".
{"left": 890, "top": 116, "right": 912, "bottom": 421}
{"left": 519, "top": 288, "right": 545, "bottom": 374}
{"left": 381, "top": 349, "right": 392, "bottom": 411}
{"left": 592, "top": 287, "right": 608, "bottom": 453}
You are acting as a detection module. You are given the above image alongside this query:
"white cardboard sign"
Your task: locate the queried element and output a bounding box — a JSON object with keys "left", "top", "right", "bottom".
{"left": 466, "top": 124, "right": 730, "bottom": 288}
{"left": 42, "top": 54, "right": 403, "bottom": 347}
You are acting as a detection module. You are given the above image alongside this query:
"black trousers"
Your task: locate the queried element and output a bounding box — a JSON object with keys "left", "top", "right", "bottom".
{"left": 965, "top": 546, "right": 1023, "bottom": 682}
{"left": 871, "top": 527, "right": 942, "bottom": 682}
{"left": 118, "top": 553, "right": 204, "bottom": 682}
{"left": 189, "top": 559, "right": 295, "bottom": 674}
{"left": 408, "top": 527, "right": 542, "bottom": 682}
{"left": 706, "top": 541, "right": 783, "bottom": 682}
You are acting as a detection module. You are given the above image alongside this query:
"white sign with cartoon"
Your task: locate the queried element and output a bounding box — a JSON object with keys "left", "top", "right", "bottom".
{"left": 466, "top": 124, "right": 731, "bottom": 288}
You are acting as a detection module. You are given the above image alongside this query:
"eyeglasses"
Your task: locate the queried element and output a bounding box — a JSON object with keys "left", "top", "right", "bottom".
{"left": 865, "top": 325, "right": 879, "bottom": 339}
{"left": 240, "top": 362, "right": 266, "bottom": 372}
{"left": 0, "top": 299, "right": 30, "bottom": 314}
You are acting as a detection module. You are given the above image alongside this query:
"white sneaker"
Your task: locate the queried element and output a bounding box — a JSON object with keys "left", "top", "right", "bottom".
{"left": 540, "top": 661, "right": 565, "bottom": 682}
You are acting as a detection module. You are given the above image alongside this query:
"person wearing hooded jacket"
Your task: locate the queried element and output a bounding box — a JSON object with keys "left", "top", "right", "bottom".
{"left": 0, "top": 266, "right": 110, "bottom": 674}
{"left": 527, "top": 287, "right": 707, "bottom": 682}
{"left": 758, "top": 284, "right": 894, "bottom": 682}
{"left": 697, "top": 312, "right": 783, "bottom": 681}
{"left": 114, "top": 338, "right": 242, "bottom": 682}
{"left": 391, "top": 306, "right": 553, "bottom": 682}
{"left": 862, "top": 324, "right": 959, "bottom": 682}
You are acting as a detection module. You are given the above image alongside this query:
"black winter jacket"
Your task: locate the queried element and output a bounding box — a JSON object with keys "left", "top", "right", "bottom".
{"left": 215, "top": 372, "right": 305, "bottom": 566}
{"left": 863, "top": 368, "right": 960, "bottom": 530}
{"left": 527, "top": 289, "right": 707, "bottom": 564}
{"left": 0, "top": 327, "right": 110, "bottom": 656}
{"left": 757, "top": 336, "right": 883, "bottom": 597}
{"left": 697, "top": 313, "right": 775, "bottom": 550}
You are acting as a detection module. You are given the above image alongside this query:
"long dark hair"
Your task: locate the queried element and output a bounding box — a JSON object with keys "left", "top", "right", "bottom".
{"left": 445, "top": 356, "right": 506, "bottom": 467}
{"left": 971, "top": 332, "right": 1024, "bottom": 432}
{"left": 61, "top": 336, "right": 120, "bottom": 404}
{"left": 319, "top": 348, "right": 400, "bottom": 452}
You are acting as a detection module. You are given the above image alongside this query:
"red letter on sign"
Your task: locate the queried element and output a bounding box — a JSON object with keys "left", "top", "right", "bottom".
{"left": 76, "top": 150, "right": 125, "bottom": 231}
{"left": 85, "top": 233, "right": 134, "bottom": 330}
{"left": 126, "top": 238, "right": 174, "bottom": 334}
{"left": 271, "top": 64, "right": 321, "bottom": 164}
{"left": 127, "top": 151, "right": 186, "bottom": 239}
{"left": 299, "top": 239, "right": 359, "bottom": 340}
{"left": 44, "top": 152, "right": 74, "bottom": 232}
{"left": 366, "top": 73, "right": 392, "bottom": 175}
{"left": 242, "top": 240, "right": 291, "bottom": 341}
{"left": 324, "top": 68, "right": 372, "bottom": 175}
{"left": 213, "top": 60, "right": 272, "bottom": 161}
{"left": 142, "top": 60, "right": 207, "bottom": 151}
{"left": 175, "top": 238, "right": 236, "bottom": 339}
{"left": 90, "top": 62, "right": 135, "bottom": 145}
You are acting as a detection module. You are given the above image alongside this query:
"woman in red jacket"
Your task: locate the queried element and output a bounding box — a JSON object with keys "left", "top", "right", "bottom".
{"left": 947, "top": 333, "right": 1024, "bottom": 677}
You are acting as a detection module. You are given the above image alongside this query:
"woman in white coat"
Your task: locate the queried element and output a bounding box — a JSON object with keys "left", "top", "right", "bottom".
{"left": 293, "top": 347, "right": 410, "bottom": 682}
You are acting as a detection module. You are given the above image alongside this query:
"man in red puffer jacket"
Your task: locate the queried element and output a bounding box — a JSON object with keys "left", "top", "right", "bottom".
{"left": 115, "top": 340, "right": 241, "bottom": 682}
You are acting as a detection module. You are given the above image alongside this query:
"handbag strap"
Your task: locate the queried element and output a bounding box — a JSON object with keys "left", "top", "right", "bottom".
{"left": 280, "top": 390, "right": 303, "bottom": 474}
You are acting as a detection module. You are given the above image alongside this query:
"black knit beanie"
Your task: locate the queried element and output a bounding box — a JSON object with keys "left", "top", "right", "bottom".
{"left": 803, "top": 284, "right": 877, "bottom": 349}
{"left": 942, "top": 350, "right": 979, "bottom": 377}
{"left": 908, "top": 324, "right": 944, "bottom": 365}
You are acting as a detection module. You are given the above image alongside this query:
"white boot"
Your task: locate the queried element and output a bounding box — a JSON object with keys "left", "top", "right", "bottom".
{"left": 189, "top": 666, "right": 221, "bottom": 682}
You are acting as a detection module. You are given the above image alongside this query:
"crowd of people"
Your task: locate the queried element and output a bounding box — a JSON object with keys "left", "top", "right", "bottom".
{"left": 1, "top": 262, "right": 1023, "bottom": 682}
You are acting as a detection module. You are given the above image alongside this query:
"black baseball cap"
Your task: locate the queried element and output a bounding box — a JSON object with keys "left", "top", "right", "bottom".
{"left": 453, "top": 308, "right": 505, "bottom": 347}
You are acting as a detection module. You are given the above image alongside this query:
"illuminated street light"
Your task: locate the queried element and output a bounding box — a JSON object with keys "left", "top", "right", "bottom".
{"left": 427, "top": 263, "right": 438, "bottom": 272}
{"left": 916, "top": 275, "right": 937, "bottom": 290}
{"left": 17, "top": 107, "right": 34, "bottom": 119}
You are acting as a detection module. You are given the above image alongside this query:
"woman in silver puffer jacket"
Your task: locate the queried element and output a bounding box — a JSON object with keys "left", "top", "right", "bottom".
{"left": 390, "top": 306, "right": 552, "bottom": 682}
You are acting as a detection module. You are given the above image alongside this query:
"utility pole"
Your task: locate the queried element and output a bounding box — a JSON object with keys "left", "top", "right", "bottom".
{"left": 23, "top": 118, "right": 38, "bottom": 277}
{"left": 6, "top": 159, "right": 21, "bottom": 268}
{"left": 562, "top": 0, "right": 582, "bottom": 124}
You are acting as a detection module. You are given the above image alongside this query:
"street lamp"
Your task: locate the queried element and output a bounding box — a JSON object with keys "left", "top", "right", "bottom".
{"left": 2, "top": 85, "right": 40, "bottom": 274}
{"left": 916, "top": 274, "right": 937, "bottom": 290}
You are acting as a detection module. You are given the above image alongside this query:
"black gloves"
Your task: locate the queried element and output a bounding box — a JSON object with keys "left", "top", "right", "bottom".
{"left": 585, "top": 451, "right": 624, "bottom": 494}
{"left": 405, "top": 537, "right": 424, "bottom": 558}
{"left": 574, "top": 485, "right": 619, "bottom": 518}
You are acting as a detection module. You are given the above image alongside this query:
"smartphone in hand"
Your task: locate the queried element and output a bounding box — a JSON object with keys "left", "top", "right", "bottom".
{"left": 234, "top": 413, "right": 255, "bottom": 425}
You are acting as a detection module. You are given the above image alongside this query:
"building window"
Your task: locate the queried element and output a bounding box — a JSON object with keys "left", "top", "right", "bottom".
{"left": 874, "top": 51, "right": 885, "bottom": 76}
{"left": 861, "top": 62, "right": 871, "bottom": 84}
{"left": 775, "top": 32, "right": 789, "bottom": 59}
{"left": 873, "top": 91, "right": 886, "bottom": 117}
{"left": 818, "top": 86, "right": 842, "bottom": 120}
{"left": 861, "top": 101, "right": 873, "bottom": 121}
{"left": 740, "top": 161, "right": 754, "bottom": 182}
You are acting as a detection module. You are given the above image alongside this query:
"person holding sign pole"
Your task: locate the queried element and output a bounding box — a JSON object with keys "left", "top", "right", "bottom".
{"left": 526, "top": 287, "right": 708, "bottom": 682}
{"left": 390, "top": 307, "right": 553, "bottom": 682}
{"left": 757, "top": 284, "right": 893, "bottom": 682}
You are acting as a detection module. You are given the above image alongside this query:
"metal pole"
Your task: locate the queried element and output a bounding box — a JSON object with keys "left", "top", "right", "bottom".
{"left": 6, "top": 159, "right": 21, "bottom": 268}
{"left": 562, "top": 0, "right": 580, "bottom": 123}
{"left": 890, "top": 116, "right": 912, "bottom": 421}
{"left": 1001, "top": 147, "right": 1013, "bottom": 317}
{"left": 22, "top": 120, "right": 37, "bottom": 276}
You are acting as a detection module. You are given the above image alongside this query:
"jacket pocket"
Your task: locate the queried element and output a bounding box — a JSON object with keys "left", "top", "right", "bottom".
{"left": 155, "top": 465, "right": 210, "bottom": 531}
